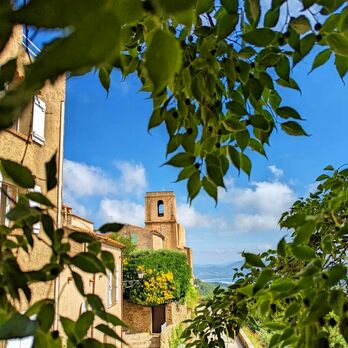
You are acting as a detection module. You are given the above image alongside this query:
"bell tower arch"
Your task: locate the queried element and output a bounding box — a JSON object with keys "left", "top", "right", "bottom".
{"left": 145, "top": 192, "right": 177, "bottom": 248}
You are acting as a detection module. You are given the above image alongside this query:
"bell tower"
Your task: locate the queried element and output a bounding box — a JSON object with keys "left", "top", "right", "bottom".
{"left": 145, "top": 192, "right": 177, "bottom": 248}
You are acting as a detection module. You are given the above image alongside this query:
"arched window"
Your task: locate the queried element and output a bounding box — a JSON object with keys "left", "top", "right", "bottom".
{"left": 157, "top": 200, "right": 164, "bottom": 217}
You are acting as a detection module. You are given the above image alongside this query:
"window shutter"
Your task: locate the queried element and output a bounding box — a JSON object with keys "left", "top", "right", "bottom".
{"left": 107, "top": 270, "right": 112, "bottom": 308}
{"left": 29, "top": 185, "right": 41, "bottom": 233}
{"left": 32, "top": 97, "right": 46, "bottom": 145}
{"left": 115, "top": 264, "right": 119, "bottom": 304}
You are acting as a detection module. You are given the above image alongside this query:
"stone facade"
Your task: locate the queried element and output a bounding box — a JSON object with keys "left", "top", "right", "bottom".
{"left": 60, "top": 207, "right": 124, "bottom": 346}
{"left": 0, "top": 26, "right": 66, "bottom": 310}
{"left": 120, "top": 192, "right": 193, "bottom": 347}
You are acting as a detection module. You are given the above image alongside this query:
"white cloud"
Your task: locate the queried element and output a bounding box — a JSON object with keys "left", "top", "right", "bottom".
{"left": 269, "top": 165, "right": 283, "bottom": 180}
{"left": 98, "top": 199, "right": 144, "bottom": 226}
{"left": 177, "top": 204, "right": 225, "bottom": 229}
{"left": 219, "top": 167, "right": 296, "bottom": 232}
{"left": 63, "top": 190, "right": 89, "bottom": 217}
{"left": 114, "top": 161, "right": 147, "bottom": 197}
{"left": 64, "top": 160, "right": 116, "bottom": 197}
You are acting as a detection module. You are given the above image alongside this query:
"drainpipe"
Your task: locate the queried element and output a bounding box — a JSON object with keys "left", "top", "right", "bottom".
{"left": 53, "top": 98, "right": 65, "bottom": 330}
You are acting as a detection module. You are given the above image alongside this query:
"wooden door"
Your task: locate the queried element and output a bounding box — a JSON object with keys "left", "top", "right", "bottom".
{"left": 152, "top": 304, "right": 166, "bottom": 333}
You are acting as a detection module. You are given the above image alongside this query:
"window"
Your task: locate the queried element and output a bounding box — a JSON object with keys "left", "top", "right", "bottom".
{"left": 0, "top": 176, "right": 18, "bottom": 226}
{"left": 157, "top": 200, "right": 164, "bottom": 217}
{"left": 29, "top": 185, "right": 41, "bottom": 233}
{"left": 131, "top": 233, "right": 137, "bottom": 244}
{"left": 11, "top": 100, "right": 33, "bottom": 136}
{"left": 32, "top": 96, "right": 46, "bottom": 145}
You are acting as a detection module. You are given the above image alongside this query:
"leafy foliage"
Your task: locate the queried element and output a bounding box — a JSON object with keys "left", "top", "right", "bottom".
{"left": 1, "top": 0, "right": 348, "bottom": 203}
{"left": 0, "top": 158, "right": 125, "bottom": 346}
{"left": 1, "top": 1, "right": 348, "bottom": 347}
{"left": 123, "top": 249, "right": 192, "bottom": 306}
{"left": 108, "top": 233, "right": 137, "bottom": 260}
{"left": 182, "top": 167, "right": 348, "bottom": 347}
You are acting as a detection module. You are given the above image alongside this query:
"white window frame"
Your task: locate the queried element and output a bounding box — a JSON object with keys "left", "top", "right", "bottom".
{"left": 29, "top": 185, "right": 41, "bottom": 234}
{"left": 32, "top": 96, "right": 46, "bottom": 145}
{"left": 107, "top": 270, "right": 113, "bottom": 308}
{"left": 115, "top": 264, "right": 119, "bottom": 304}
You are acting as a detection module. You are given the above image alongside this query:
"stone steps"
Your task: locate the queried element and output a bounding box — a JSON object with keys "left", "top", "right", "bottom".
{"left": 124, "top": 333, "right": 160, "bottom": 348}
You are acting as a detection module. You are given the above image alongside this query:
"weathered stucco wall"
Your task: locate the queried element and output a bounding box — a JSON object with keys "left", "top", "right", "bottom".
{"left": 123, "top": 300, "right": 152, "bottom": 333}
{"left": 58, "top": 242, "right": 123, "bottom": 344}
{"left": 0, "top": 26, "right": 66, "bottom": 308}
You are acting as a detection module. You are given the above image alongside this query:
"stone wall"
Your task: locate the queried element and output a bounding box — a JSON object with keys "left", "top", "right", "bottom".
{"left": 119, "top": 224, "right": 155, "bottom": 250}
{"left": 123, "top": 300, "right": 152, "bottom": 333}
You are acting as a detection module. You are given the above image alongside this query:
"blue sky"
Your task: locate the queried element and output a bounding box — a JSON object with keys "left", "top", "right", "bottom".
{"left": 62, "top": 54, "right": 347, "bottom": 265}
{"left": 18, "top": 0, "right": 348, "bottom": 264}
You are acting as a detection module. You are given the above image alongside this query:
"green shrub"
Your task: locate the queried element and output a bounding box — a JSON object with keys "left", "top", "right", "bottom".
{"left": 124, "top": 249, "right": 191, "bottom": 306}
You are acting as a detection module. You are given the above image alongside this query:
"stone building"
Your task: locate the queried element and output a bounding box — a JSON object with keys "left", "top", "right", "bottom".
{"left": 120, "top": 191, "right": 192, "bottom": 268}
{"left": 60, "top": 205, "right": 124, "bottom": 346}
{"left": 0, "top": 25, "right": 66, "bottom": 308}
{"left": 0, "top": 27, "right": 125, "bottom": 347}
{"left": 119, "top": 191, "right": 193, "bottom": 348}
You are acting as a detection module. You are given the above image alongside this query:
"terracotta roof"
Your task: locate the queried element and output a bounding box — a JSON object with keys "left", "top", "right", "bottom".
{"left": 64, "top": 226, "right": 125, "bottom": 249}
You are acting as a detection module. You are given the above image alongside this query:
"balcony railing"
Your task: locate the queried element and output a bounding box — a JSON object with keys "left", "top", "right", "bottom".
{"left": 22, "top": 34, "right": 41, "bottom": 57}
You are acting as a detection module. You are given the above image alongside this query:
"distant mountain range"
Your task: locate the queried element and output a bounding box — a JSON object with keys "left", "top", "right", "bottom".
{"left": 193, "top": 261, "right": 244, "bottom": 283}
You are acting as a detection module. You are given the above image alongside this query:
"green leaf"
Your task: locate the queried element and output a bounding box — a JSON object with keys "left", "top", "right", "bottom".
{"left": 294, "top": 220, "right": 317, "bottom": 244}
{"left": 254, "top": 269, "right": 273, "bottom": 293}
{"left": 0, "top": 59, "right": 16, "bottom": 88}
{"left": 334, "top": 54, "right": 348, "bottom": 79}
{"left": 98, "top": 67, "right": 110, "bottom": 93}
{"left": 247, "top": 0, "right": 260, "bottom": 23}
{"left": 101, "top": 250, "right": 115, "bottom": 272}
{"left": 45, "top": 153, "right": 57, "bottom": 191}
{"left": 61, "top": 316, "right": 77, "bottom": 344}
{"left": 242, "top": 252, "right": 265, "bottom": 267}
{"left": 187, "top": 171, "right": 201, "bottom": 202}
{"left": 95, "top": 324, "right": 124, "bottom": 342}
{"left": 221, "top": 0, "right": 238, "bottom": 14}
{"left": 202, "top": 176, "right": 217, "bottom": 204}
{"left": 206, "top": 161, "right": 225, "bottom": 188}
{"left": 327, "top": 264, "right": 347, "bottom": 285}
{"left": 26, "top": 192, "right": 54, "bottom": 207}
{"left": 71, "top": 252, "right": 106, "bottom": 274}
{"left": 243, "top": 29, "right": 276, "bottom": 47}
{"left": 0, "top": 313, "right": 37, "bottom": 340}
{"left": 228, "top": 146, "right": 241, "bottom": 171}
{"left": 196, "top": 0, "right": 214, "bottom": 14}
{"left": 165, "top": 153, "right": 195, "bottom": 167}
{"left": 75, "top": 311, "right": 94, "bottom": 340}
{"left": 240, "top": 153, "right": 252, "bottom": 178}
{"left": 276, "top": 106, "right": 302, "bottom": 120}
{"left": 310, "top": 49, "right": 332, "bottom": 72}
{"left": 275, "top": 56, "right": 290, "bottom": 82}
{"left": 264, "top": 8, "right": 280, "bottom": 27}
{"left": 290, "top": 16, "right": 312, "bottom": 34}
{"left": 235, "top": 130, "right": 249, "bottom": 151}
{"left": 217, "top": 12, "right": 238, "bottom": 39}
{"left": 281, "top": 121, "right": 308, "bottom": 136}
{"left": 69, "top": 232, "right": 95, "bottom": 243}
{"left": 72, "top": 271, "right": 85, "bottom": 295}
{"left": 276, "top": 78, "right": 301, "bottom": 93}
{"left": 328, "top": 33, "right": 348, "bottom": 57}
{"left": 0, "top": 1, "right": 12, "bottom": 53}
{"left": 98, "top": 223, "right": 124, "bottom": 233}
{"left": 277, "top": 237, "right": 287, "bottom": 257}
{"left": 145, "top": 29, "right": 182, "bottom": 94}
{"left": 292, "top": 245, "right": 316, "bottom": 261}
{"left": 324, "top": 165, "right": 334, "bottom": 171}
{"left": 1, "top": 159, "right": 35, "bottom": 189}
{"left": 156, "top": 0, "right": 196, "bottom": 14}
{"left": 226, "top": 101, "right": 247, "bottom": 116}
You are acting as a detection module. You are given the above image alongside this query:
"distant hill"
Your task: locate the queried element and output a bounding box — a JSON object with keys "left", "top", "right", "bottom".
{"left": 193, "top": 261, "right": 243, "bottom": 283}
